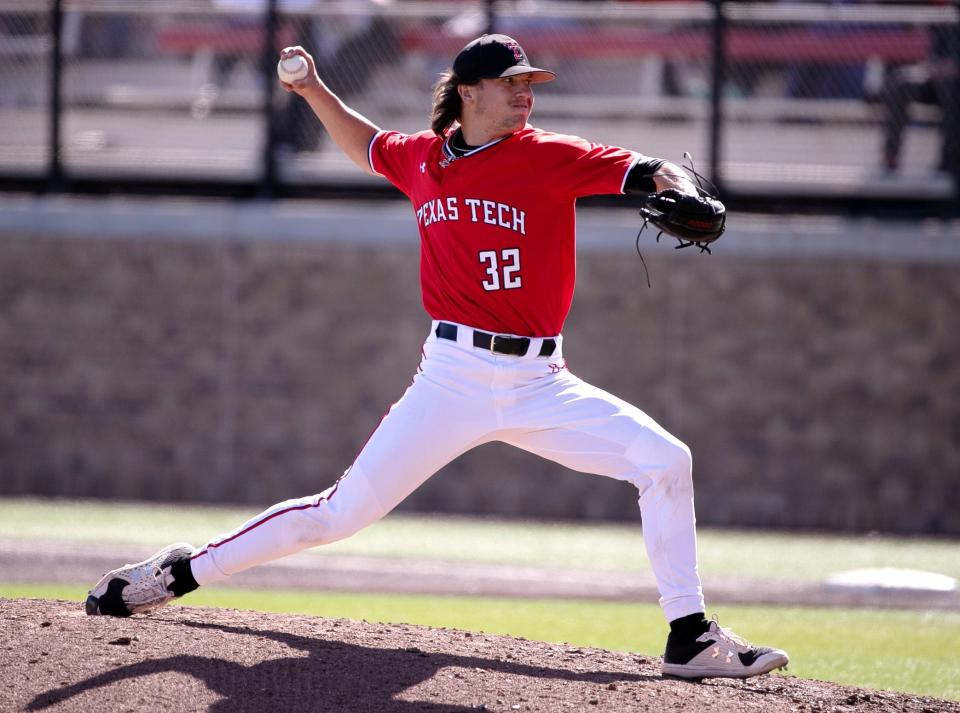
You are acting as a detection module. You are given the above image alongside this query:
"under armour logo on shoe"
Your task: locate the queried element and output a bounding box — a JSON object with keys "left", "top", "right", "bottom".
{"left": 420, "top": 162, "right": 426, "bottom": 174}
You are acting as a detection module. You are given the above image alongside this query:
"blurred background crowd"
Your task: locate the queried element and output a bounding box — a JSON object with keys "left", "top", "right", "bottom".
{"left": 1, "top": 0, "right": 957, "bottom": 208}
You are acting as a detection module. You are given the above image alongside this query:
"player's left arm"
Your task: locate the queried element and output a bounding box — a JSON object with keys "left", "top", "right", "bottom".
{"left": 624, "top": 158, "right": 698, "bottom": 196}
{"left": 651, "top": 162, "right": 698, "bottom": 194}
{"left": 538, "top": 135, "right": 696, "bottom": 199}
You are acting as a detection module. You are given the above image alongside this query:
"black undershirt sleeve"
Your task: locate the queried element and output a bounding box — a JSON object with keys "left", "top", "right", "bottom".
{"left": 623, "top": 155, "right": 666, "bottom": 194}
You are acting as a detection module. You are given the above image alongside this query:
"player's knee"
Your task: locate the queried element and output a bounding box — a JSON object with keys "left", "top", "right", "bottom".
{"left": 312, "top": 498, "right": 388, "bottom": 545}
{"left": 664, "top": 440, "right": 693, "bottom": 488}
{"left": 284, "top": 512, "right": 359, "bottom": 549}
{"left": 317, "top": 511, "right": 376, "bottom": 543}
{"left": 669, "top": 440, "right": 693, "bottom": 477}
{"left": 293, "top": 465, "right": 389, "bottom": 546}
{"left": 627, "top": 432, "right": 692, "bottom": 476}
{"left": 625, "top": 436, "right": 693, "bottom": 497}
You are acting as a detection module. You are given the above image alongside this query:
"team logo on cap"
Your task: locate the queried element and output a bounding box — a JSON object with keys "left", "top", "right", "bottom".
{"left": 503, "top": 40, "right": 525, "bottom": 63}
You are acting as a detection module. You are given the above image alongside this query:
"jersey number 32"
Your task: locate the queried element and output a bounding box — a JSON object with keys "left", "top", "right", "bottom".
{"left": 479, "top": 248, "right": 521, "bottom": 291}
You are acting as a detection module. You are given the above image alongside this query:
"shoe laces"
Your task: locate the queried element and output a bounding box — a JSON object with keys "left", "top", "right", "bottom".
{"left": 126, "top": 565, "right": 173, "bottom": 612}
{"left": 703, "top": 616, "right": 751, "bottom": 650}
{"left": 129, "top": 564, "right": 173, "bottom": 599}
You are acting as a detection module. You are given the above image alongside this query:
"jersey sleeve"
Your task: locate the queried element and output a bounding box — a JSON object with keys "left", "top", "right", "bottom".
{"left": 368, "top": 130, "right": 421, "bottom": 197}
{"left": 532, "top": 132, "right": 640, "bottom": 199}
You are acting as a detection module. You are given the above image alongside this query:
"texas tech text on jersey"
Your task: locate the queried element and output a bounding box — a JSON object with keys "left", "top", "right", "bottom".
{"left": 416, "top": 196, "right": 527, "bottom": 236}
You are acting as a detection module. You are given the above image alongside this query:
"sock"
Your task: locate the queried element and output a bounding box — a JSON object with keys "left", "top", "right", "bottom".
{"left": 168, "top": 557, "right": 200, "bottom": 597}
{"left": 669, "top": 612, "right": 710, "bottom": 642}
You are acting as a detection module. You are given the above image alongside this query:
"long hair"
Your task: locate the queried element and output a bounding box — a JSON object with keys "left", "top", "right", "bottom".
{"left": 430, "top": 71, "right": 475, "bottom": 137}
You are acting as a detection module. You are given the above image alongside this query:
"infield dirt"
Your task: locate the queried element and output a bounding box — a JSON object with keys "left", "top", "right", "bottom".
{"left": 2, "top": 598, "right": 957, "bottom": 713}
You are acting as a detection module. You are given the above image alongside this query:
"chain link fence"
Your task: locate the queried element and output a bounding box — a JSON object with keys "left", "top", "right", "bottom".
{"left": 0, "top": 1, "right": 51, "bottom": 174}
{"left": 0, "top": 0, "right": 956, "bottom": 204}
{"left": 722, "top": 1, "right": 958, "bottom": 198}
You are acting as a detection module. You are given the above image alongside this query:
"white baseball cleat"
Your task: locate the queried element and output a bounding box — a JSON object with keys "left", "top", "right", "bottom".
{"left": 85, "top": 542, "right": 195, "bottom": 617}
{"left": 661, "top": 619, "right": 789, "bottom": 679}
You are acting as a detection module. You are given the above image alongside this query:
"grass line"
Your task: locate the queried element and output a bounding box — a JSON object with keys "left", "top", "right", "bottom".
{"left": 1, "top": 497, "right": 958, "bottom": 582}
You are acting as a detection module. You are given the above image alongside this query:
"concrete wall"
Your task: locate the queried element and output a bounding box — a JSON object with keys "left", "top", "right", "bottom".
{"left": 1, "top": 197, "right": 958, "bottom": 533}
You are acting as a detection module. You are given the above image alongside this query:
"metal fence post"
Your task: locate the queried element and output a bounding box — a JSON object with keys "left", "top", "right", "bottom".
{"left": 260, "top": 0, "right": 279, "bottom": 198}
{"left": 708, "top": 0, "right": 726, "bottom": 191}
{"left": 485, "top": 0, "right": 496, "bottom": 35}
{"left": 48, "top": 0, "right": 63, "bottom": 192}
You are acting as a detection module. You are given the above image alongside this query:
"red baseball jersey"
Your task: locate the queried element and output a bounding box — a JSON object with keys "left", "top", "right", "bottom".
{"left": 369, "top": 126, "right": 638, "bottom": 337}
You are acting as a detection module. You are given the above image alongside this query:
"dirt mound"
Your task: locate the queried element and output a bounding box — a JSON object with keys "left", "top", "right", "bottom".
{"left": 2, "top": 598, "right": 955, "bottom": 713}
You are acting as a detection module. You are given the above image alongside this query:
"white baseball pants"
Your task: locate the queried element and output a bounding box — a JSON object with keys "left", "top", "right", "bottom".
{"left": 190, "top": 320, "right": 705, "bottom": 622}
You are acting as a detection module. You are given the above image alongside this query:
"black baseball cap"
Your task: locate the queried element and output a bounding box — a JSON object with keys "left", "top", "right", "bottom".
{"left": 452, "top": 34, "right": 556, "bottom": 84}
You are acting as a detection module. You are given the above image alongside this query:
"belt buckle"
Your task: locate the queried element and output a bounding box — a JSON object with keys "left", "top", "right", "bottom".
{"left": 489, "top": 334, "right": 503, "bottom": 354}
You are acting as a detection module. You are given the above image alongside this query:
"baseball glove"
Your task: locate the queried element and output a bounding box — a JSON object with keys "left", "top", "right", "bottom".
{"left": 638, "top": 187, "right": 726, "bottom": 253}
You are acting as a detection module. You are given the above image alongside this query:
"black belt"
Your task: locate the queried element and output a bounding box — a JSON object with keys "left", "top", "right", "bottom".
{"left": 435, "top": 322, "right": 556, "bottom": 357}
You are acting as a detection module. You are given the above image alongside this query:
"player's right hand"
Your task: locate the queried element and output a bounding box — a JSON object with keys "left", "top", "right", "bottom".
{"left": 278, "top": 46, "right": 320, "bottom": 95}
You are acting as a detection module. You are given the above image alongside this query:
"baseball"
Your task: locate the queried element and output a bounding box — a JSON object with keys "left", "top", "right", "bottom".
{"left": 277, "top": 55, "right": 309, "bottom": 83}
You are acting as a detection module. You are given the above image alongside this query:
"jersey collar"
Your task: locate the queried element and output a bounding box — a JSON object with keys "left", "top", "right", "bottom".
{"left": 441, "top": 130, "right": 511, "bottom": 166}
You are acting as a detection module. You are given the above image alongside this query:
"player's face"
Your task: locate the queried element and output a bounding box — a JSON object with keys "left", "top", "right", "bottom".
{"left": 468, "top": 75, "right": 535, "bottom": 140}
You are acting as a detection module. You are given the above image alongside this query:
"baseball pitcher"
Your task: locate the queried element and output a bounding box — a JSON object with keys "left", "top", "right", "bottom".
{"left": 86, "top": 33, "right": 786, "bottom": 681}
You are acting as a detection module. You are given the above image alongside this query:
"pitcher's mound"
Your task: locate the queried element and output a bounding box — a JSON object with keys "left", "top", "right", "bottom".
{"left": 2, "top": 597, "right": 955, "bottom": 712}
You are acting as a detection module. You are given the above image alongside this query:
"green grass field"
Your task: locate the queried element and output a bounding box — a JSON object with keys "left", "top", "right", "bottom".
{"left": 1, "top": 497, "right": 958, "bottom": 582}
{"left": 2, "top": 498, "right": 958, "bottom": 701}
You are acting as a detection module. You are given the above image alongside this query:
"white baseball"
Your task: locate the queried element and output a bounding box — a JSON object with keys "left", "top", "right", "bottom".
{"left": 277, "top": 55, "right": 309, "bottom": 83}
